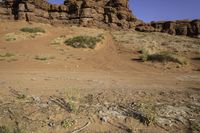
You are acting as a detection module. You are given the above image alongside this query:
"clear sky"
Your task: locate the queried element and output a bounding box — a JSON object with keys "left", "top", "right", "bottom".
{"left": 48, "top": 0, "right": 200, "bottom": 22}
{"left": 129, "top": 0, "right": 200, "bottom": 22}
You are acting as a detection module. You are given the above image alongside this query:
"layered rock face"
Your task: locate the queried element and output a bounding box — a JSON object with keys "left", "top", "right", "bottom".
{"left": 1, "top": 0, "right": 199, "bottom": 37}
{"left": 151, "top": 20, "right": 200, "bottom": 37}
{"left": 136, "top": 20, "right": 200, "bottom": 38}
{"left": 0, "top": 0, "right": 141, "bottom": 29}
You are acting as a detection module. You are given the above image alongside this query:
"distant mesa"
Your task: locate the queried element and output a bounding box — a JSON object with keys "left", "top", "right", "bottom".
{"left": 136, "top": 20, "right": 200, "bottom": 38}
{"left": 0, "top": 0, "right": 199, "bottom": 37}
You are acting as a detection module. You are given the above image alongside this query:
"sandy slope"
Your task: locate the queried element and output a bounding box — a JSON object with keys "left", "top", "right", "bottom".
{"left": 0, "top": 21, "right": 200, "bottom": 133}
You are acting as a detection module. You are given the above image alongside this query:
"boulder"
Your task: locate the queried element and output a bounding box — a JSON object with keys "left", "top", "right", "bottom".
{"left": 135, "top": 23, "right": 155, "bottom": 32}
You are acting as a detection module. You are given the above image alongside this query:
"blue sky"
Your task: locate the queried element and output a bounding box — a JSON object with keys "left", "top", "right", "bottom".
{"left": 48, "top": 0, "right": 200, "bottom": 22}
{"left": 129, "top": 0, "right": 200, "bottom": 22}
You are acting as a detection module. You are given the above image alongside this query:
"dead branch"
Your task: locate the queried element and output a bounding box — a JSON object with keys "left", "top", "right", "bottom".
{"left": 49, "top": 96, "right": 72, "bottom": 112}
{"left": 72, "top": 121, "right": 91, "bottom": 133}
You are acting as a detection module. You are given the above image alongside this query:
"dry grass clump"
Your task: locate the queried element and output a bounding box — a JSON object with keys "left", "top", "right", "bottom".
{"left": 51, "top": 37, "right": 65, "bottom": 45}
{"left": 140, "top": 49, "right": 187, "bottom": 65}
{"left": 0, "top": 125, "right": 22, "bottom": 133}
{"left": 133, "top": 102, "right": 156, "bottom": 125}
{"left": 0, "top": 52, "right": 17, "bottom": 62}
{"left": 61, "top": 118, "right": 76, "bottom": 128}
{"left": 195, "top": 49, "right": 200, "bottom": 60}
{"left": 64, "top": 35, "right": 102, "bottom": 49}
{"left": 0, "top": 52, "right": 15, "bottom": 57}
{"left": 34, "top": 55, "right": 55, "bottom": 61}
{"left": 20, "top": 27, "right": 45, "bottom": 33}
{"left": 4, "top": 33, "right": 17, "bottom": 41}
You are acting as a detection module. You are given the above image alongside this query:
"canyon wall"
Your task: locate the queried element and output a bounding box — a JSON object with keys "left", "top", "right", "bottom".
{"left": 0, "top": 0, "right": 141, "bottom": 29}
{"left": 0, "top": 0, "right": 199, "bottom": 37}
{"left": 136, "top": 20, "right": 200, "bottom": 38}
{"left": 151, "top": 20, "right": 200, "bottom": 37}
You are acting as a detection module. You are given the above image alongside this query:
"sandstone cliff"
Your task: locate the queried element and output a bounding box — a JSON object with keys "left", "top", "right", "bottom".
{"left": 151, "top": 20, "right": 200, "bottom": 37}
{"left": 0, "top": 0, "right": 199, "bottom": 37}
{"left": 0, "top": 0, "right": 141, "bottom": 29}
{"left": 136, "top": 20, "right": 200, "bottom": 38}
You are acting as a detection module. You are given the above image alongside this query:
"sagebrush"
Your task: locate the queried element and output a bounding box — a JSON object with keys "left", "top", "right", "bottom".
{"left": 65, "top": 35, "right": 102, "bottom": 49}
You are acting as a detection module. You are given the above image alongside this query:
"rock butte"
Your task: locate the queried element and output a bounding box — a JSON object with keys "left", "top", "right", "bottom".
{"left": 0, "top": 0, "right": 200, "bottom": 37}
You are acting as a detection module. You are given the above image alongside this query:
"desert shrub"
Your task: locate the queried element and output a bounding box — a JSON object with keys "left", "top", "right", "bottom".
{"left": 0, "top": 53, "right": 15, "bottom": 57}
{"left": 0, "top": 53, "right": 16, "bottom": 62}
{"left": 195, "top": 68, "right": 200, "bottom": 72}
{"left": 20, "top": 27, "right": 45, "bottom": 33}
{"left": 97, "top": 34, "right": 104, "bottom": 39}
{"left": 61, "top": 118, "right": 75, "bottom": 128}
{"left": 34, "top": 55, "right": 54, "bottom": 61}
{"left": 139, "top": 48, "right": 149, "bottom": 62}
{"left": 0, "top": 126, "right": 11, "bottom": 133}
{"left": 140, "top": 51, "right": 187, "bottom": 65}
{"left": 149, "top": 52, "right": 187, "bottom": 65}
{"left": 0, "top": 126, "right": 21, "bottom": 133}
{"left": 4, "top": 33, "right": 17, "bottom": 41}
{"left": 196, "top": 49, "right": 200, "bottom": 60}
{"left": 51, "top": 37, "right": 64, "bottom": 45}
{"left": 64, "top": 35, "right": 101, "bottom": 49}
{"left": 133, "top": 102, "right": 156, "bottom": 125}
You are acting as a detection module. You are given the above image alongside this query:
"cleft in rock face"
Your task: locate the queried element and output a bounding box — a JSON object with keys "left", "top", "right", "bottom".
{"left": 0, "top": 0, "right": 141, "bottom": 29}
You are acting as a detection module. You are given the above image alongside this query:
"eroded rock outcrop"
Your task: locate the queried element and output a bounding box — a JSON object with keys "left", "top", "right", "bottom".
{"left": 136, "top": 20, "right": 200, "bottom": 38}
{"left": 0, "top": 0, "right": 141, "bottom": 29}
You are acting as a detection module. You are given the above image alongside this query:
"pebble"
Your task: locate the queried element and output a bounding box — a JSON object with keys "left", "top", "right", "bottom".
{"left": 48, "top": 121, "right": 55, "bottom": 127}
{"left": 100, "top": 116, "right": 109, "bottom": 123}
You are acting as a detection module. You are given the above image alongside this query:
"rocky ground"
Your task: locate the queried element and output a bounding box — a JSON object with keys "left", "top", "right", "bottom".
{"left": 0, "top": 21, "right": 200, "bottom": 133}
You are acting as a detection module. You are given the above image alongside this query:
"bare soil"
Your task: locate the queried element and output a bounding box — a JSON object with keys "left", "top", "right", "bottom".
{"left": 0, "top": 21, "right": 199, "bottom": 133}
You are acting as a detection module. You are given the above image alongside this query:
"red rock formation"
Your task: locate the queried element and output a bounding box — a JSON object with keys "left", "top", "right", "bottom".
{"left": 135, "top": 20, "right": 200, "bottom": 38}
{"left": 1, "top": 0, "right": 199, "bottom": 37}
{"left": 0, "top": 0, "right": 141, "bottom": 29}
{"left": 150, "top": 20, "right": 200, "bottom": 37}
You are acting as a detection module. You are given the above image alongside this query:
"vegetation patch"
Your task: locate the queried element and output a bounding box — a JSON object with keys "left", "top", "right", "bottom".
{"left": 34, "top": 55, "right": 55, "bottom": 61}
{"left": 0, "top": 53, "right": 17, "bottom": 62}
{"left": 195, "top": 68, "right": 200, "bottom": 72}
{"left": 0, "top": 52, "right": 15, "bottom": 58}
{"left": 61, "top": 118, "right": 75, "bottom": 128}
{"left": 7, "top": 58, "right": 18, "bottom": 62}
{"left": 139, "top": 48, "right": 149, "bottom": 62}
{"left": 20, "top": 27, "right": 45, "bottom": 33}
{"left": 4, "top": 33, "right": 17, "bottom": 41}
{"left": 123, "top": 102, "right": 156, "bottom": 126}
{"left": 51, "top": 37, "right": 64, "bottom": 45}
{"left": 140, "top": 50, "right": 187, "bottom": 65}
{"left": 192, "top": 50, "right": 200, "bottom": 60}
{"left": 64, "top": 35, "right": 102, "bottom": 49}
{"left": 0, "top": 125, "right": 22, "bottom": 133}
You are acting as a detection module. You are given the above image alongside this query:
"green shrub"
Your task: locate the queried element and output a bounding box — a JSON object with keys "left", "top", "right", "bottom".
{"left": 64, "top": 35, "right": 102, "bottom": 49}
{"left": 20, "top": 27, "right": 45, "bottom": 33}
